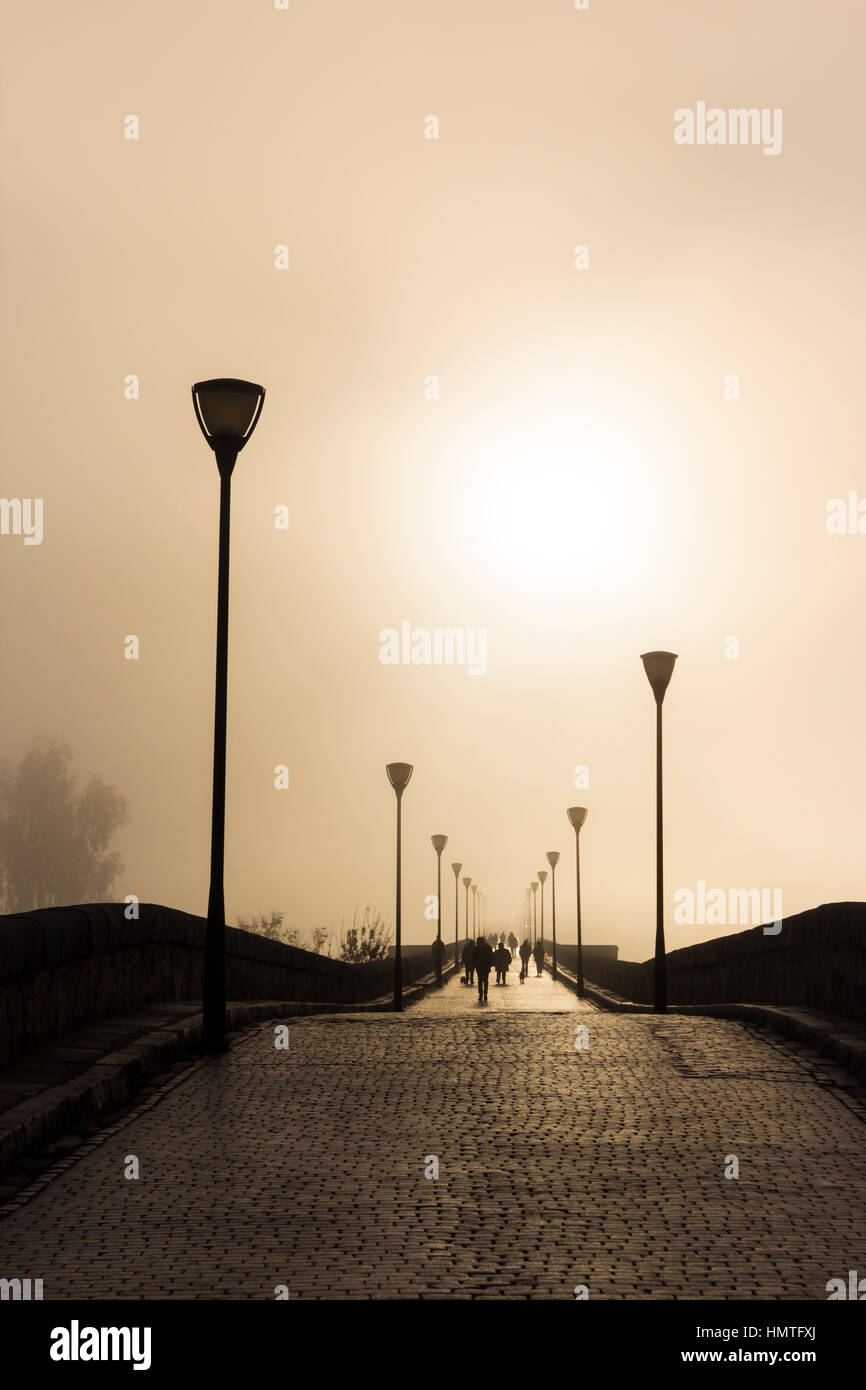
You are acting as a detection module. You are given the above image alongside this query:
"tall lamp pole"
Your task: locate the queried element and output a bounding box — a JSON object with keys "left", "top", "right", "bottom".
{"left": 566, "top": 807, "right": 588, "bottom": 996}
{"left": 472, "top": 884, "right": 478, "bottom": 937}
{"left": 386, "top": 762, "right": 413, "bottom": 1012}
{"left": 641, "top": 651, "right": 678, "bottom": 1014}
{"left": 538, "top": 870, "right": 548, "bottom": 953}
{"left": 546, "top": 851, "right": 560, "bottom": 978}
{"left": 431, "top": 834, "right": 448, "bottom": 986}
{"left": 463, "top": 877, "right": 472, "bottom": 945}
{"left": 192, "top": 378, "right": 265, "bottom": 1054}
{"left": 531, "top": 881, "right": 539, "bottom": 947}
{"left": 451, "top": 862, "right": 462, "bottom": 969}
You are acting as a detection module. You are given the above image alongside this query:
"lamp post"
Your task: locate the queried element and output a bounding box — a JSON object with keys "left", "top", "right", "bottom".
{"left": 472, "top": 884, "right": 478, "bottom": 937}
{"left": 386, "top": 762, "right": 413, "bottom": 1012}
{"left": 451, "top": 862, "right": 462, "bottom": 969}
{"left": 431, "top": 834, "right": 448, "bottom": 986}
{"left": 546, "top": 851, "right": 560, "bottom": 979}
{"left": 463, "top": 877, "right": 472, "bottom": 945}
{"left": 538, "top": 870, "right": 548, "bottom": 955}
{"left": 641, "top": 651, "right": 678, "bottom": 1014}
{"left": 192, "top": 378, "right": 265, "bottom": 1054}
{"left": 530, "top": 881, "right": 538, "bottom": 946}
{"left": 566, "top": 807, "right": 588, "bottom": 996}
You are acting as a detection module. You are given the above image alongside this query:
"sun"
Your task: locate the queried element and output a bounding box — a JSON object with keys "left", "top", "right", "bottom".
{"left": 456, "top": 405, "right": 657, "bottom": 601}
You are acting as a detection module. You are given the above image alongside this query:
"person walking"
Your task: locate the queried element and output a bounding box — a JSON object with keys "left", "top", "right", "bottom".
{"left": 493, "top": 941, "right": 511, "bottom": 985}
{"left": 431, "top": 936, "right": 446, "bottom": 984}
{"left": 461, "top": 937, "right": 476, "bottom": 986}
{"left": 533, "top": 938, "right": 545, "bottom": 977}
{"left": 519, "top": 937, "right": 531, "bottom": 982}
{"left": 474, "top": 935, "right": 494, "bottom": 1002}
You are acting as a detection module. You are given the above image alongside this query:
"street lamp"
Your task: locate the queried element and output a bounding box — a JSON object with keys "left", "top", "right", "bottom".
{"left": 431, "top": 834, "right": 448, "bottom": 986}
{"left": 530, "top": 881, "right": 539, "bottom": 946}
{"left": 192, "top": 377, "right": 266, "bottom": 1054}
{"left": 546, "top": 851, "right": 560, "bottom": 978}
{"left": 641, "top": 650, "right": 677, "bottom": 1014}
{"left": 538, "top": 870, "right": 548, "bottom": 955}
{"left": 566, "top": 807, "right": 588, "bottom": 996}
{"left": 472, "top": 884, "right": 478, "bottom": 937}
{"left": 386, "top": 762, "right": 413, "bottom": 1012}
{"left": 462, "top": 877, "right": 472, "bottom": 945}
{"left": 451, "top": 862, "right": 462, "bottom": 969}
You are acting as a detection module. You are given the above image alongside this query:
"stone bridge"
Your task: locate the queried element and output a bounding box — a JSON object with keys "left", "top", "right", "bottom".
{"left": 0, "top": 901, "right": 864, "bottom": 1299}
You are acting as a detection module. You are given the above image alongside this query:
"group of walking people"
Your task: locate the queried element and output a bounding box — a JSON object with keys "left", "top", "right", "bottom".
{"left": 460, "top": 934, "right": 545, "bottom": 1002}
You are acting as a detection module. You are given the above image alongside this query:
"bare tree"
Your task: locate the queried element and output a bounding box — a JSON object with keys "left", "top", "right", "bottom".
{"left": 310, "top": 925, "right": 332, "bottom": 956}
{"left": 236, "top": 910, "right": 286, "bottom": 940}
{"left": 338, "top": 905, "right": 392, "bottom": 963}
{"left": 236, "top": 912, "right": 333, "bottom": 956}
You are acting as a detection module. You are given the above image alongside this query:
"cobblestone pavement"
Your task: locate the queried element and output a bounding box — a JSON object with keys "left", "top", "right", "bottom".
{"left": 1, "top": 988, "right": 864, "bottom": 1299}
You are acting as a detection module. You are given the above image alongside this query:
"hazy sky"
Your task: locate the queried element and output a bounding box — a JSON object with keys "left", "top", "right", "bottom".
{"left": 2, "top": 1, "right": 865, "bottom": 959}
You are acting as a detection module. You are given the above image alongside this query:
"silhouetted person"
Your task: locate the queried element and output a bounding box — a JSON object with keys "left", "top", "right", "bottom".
{"left": 474, "top": 935, "right": 494, "bottom": 1001}
{"left": 508, "top": 931, "right": 518, "bottom": 955}
{"left": 431, "top": 936, "right": 446, "bottom": 983}
{"left": 493, "top": 942, "right": 511, "bottom": 985}
{"left": 461, "top": 938, "right": 476, "bottom": 985}
{"left": 533, "top": 939, "right": 544, "bottom": 977}
{"left": 519, "top": 937, "right": 531, "bottom": 981}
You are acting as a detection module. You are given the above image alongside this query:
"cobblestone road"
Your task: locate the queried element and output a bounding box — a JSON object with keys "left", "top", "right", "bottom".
{"left": 1, "top": 976, "right": 864, "bottom": 1299}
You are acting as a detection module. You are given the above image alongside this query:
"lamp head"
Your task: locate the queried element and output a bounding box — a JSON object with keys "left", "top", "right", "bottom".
{"left": 462, "top": 877, "right": 471, "bottom": 889}
{"left": 531, "top": 881, "right": 538, "bottom": 893}
{"left": 640, "top": 650, "right": 678, "bottom": 704}
{"left": 546, "top": 850, "right": 560, "bottom": 868}
{"left": 567, "top": 806, "right": 588, "bottom": 832}
{"left": 538, "top": 870, "right": 548, "bottom": 884}
{"left": 386, "top": 762, "right": 413, "bottom": 794}
{"left": 452, "top": 861, "right": 462, "bottom": 877}
{"left": 192, "top": 378, "right": 265, "bottom": 475}
{"left": 431, "top": 834, "right": 448, "bottom": 855}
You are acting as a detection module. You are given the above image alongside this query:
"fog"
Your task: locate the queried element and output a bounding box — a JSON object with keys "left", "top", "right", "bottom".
{"left": 2, "top": 1, "right": 864, "bottom": 959}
